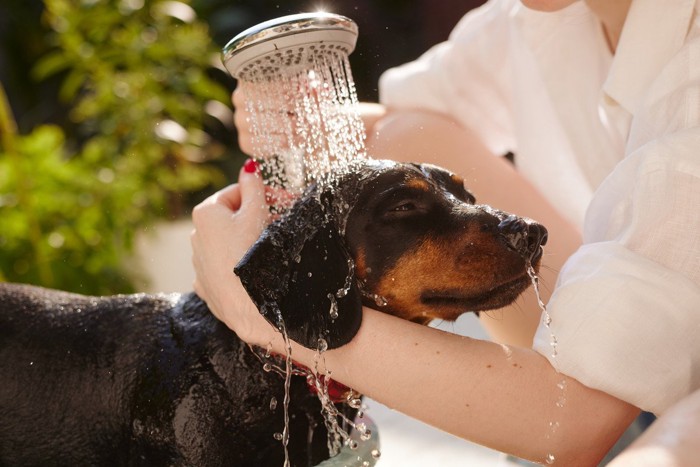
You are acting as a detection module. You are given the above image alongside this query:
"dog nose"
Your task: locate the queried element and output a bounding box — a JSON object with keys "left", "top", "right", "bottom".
{"left": 497, "top": 215, "right": 548, "bottom": 261}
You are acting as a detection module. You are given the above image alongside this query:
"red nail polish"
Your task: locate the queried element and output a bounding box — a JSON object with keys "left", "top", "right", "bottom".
{"left": 243, "top": 158, "right": 258, "bottom": 173}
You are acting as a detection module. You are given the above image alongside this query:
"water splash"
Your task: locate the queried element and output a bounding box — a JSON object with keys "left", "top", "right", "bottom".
{"left": 239, "top": 31, "right": 378, "bottom": 464}
{"left": 308, "top": 344, "right": 374, "bottom": 457}
{"left": 241, "top": 50, "right": 368, "bottom": 213}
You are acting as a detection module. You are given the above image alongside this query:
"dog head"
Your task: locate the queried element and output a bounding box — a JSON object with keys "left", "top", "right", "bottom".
{"left": 235, "top": 160, "right": 547, "bottom": 350}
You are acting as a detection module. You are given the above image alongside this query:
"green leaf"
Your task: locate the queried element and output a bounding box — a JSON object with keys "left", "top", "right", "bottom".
{"left": 32, "top": 51, "right": 70, "bottom": 80}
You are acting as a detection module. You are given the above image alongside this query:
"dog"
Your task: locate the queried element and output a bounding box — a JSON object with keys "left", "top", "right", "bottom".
{"left": 0, "top": 159, "right": 547, "bottom": 466}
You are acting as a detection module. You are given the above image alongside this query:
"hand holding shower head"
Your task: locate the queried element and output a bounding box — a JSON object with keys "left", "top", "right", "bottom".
{"left": 221, "top": 12, "right": 365, "bottom": 210}
{"left": 220, "top": 13, "right": 378, "bottom": 462}
{"left": 222, "top": 12, "right": 358, "bottom": 81}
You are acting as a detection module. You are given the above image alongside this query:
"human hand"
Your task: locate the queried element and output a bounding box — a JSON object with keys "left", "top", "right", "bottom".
{"left": 232, "top": 86, "right": 256, "bottom": 156}
{"left": 232, "top": 85, "right": 295, "bottom": 158}
{"left": 190, "top": 160, "right": 280, "bottom": 347}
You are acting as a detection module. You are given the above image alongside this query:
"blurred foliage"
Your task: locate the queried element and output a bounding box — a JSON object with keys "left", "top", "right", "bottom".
{"left": 0, "top": 0, "right": 479, "bottom": 295}
{"left": 0, "top": 97, "right": 135, "bottom": 292}
{"left": 0, "top": 0, "right": 234, "bottom": 294}
{"left": 35, "top": 0, "right": 230, "bottom": 216}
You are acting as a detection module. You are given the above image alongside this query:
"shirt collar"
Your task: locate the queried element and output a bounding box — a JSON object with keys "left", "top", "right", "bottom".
{"left": 603, "top": 0, "right": 696, "bottom": 114}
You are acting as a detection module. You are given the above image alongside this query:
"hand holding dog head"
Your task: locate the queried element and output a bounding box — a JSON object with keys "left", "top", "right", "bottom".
{"left": 235, "top": 178, "right": 363, "bottom": 351}
{"left": 191, "top": 161, "right": 283, "bottom": 347}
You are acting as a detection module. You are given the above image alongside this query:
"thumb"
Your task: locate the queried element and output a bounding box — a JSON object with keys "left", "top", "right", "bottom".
{"left": 237, "top": 158, "right": 268, "bottom": 217}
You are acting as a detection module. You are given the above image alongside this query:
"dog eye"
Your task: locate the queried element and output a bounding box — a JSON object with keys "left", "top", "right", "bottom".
{"left": 391, "top": 202, "right": 416, "bottom": 212}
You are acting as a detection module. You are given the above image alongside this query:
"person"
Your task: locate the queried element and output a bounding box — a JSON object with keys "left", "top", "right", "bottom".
{"left": 607, "top": 388, "right": 700, "bottom": 467}
{"left": 191, "top": 0, "right": 700, "bottom": 464}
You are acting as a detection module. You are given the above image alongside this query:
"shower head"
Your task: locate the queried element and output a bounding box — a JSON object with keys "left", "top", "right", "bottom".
{"left": 222, "top": 12, "right": 358, "bottom": 80}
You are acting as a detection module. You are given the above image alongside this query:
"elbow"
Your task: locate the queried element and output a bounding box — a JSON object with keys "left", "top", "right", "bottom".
{"left": 544, "top": 396, "right": 641, "bottom": 466}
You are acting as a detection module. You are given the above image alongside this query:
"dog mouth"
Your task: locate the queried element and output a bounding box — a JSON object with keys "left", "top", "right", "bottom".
{"left": 531, "top": 246, "right": 544, "bottom": 264}
{"left": 420, "top": 274, "right": 532, "bottom": 313}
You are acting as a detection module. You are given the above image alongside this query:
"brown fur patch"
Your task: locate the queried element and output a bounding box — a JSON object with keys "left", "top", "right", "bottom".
{"left": 405, "top": 178, "right": 430, "bottom": 191}
{"left": 354, "top": 247, "right": 368, "bottom": 281}
{"left": 373, "top": 228, "right": 528, "bottom": 322}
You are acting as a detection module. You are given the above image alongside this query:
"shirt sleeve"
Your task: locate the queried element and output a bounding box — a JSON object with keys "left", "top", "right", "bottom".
{"left": 378, "top": 0, "right": 516, "bottom": 156}
{"left": 533, "top": 128, "right": 700, "bottom": 415}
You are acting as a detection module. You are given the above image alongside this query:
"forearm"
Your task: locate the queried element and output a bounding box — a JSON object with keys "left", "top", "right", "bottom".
{"left": 285, "top": 306, "right": 638, "bottom": 465}
{"left": 609, "top": 389, "right": 700, "bottom": 467}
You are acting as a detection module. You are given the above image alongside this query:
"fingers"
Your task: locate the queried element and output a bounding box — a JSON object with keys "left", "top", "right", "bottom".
{"left": 237, "top": 160, "right": 267, "bottom": 213}
{"left": 232, "top": 86, "right": 246, "bottom": 107}
{"left": 233, "top": 87, "right": 255, "bottom": 156}
{"left": 233, "top": 101, "right": 250, "bottom": 131}
{"left": 264, "top": 185, "right": 297, "bottom": 212}
{"left": 232, "top": 85, "right": 298, "bottom": 157}
{"left": 211, "top": 183, "right": 242, "bottom": 211}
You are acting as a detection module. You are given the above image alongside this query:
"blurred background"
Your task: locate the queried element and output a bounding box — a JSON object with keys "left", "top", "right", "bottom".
{"left": 0, "top": 0, "right": 486, "bottom": 295}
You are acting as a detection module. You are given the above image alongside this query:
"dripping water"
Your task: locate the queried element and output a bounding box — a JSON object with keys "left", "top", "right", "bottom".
{"left": 527, "top": 263, "right": 566, "bottom": 466}
{"left": 308, "top": 340, "right": 374, "bottom": 457}
{"left": 265, "top": 321, "right": 295, "bottom": 467}
{"left": 255, "top": 329, "right": 379, "bottom": 464}
{"left": 240, "top": 37, "right": 379, "bottom": 464}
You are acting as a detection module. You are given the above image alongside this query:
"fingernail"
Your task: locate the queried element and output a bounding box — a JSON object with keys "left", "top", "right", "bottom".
{"left": 243, "top": 158, "right": 258, "bottom": 174}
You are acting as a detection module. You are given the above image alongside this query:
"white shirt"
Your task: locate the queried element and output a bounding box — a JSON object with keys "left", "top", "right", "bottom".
{"left": 378, "top": 0, "right": 700, "bottom": 415}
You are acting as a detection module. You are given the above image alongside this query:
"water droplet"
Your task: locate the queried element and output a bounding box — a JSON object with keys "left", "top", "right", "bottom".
{"left": 371, "top": 449, "right": 381, "bottom": 459}
{"left": 546, "top": 453, "right": 556, "bottom": 464}
{"left": 263, "top": 362, "right": 272, "bottom": 372}
{"left": 373, "top": 294, "right": 388, "bottom": 307}
{"left": 317, "top": 338, "right": 328, "bottom": 353}
{"left": 273, "top": 432, "right": 283, "bottom": 441}
{"left": 360, "top": 429, "right": 372, "bottom": 441}
{"left": 269, "top": 397, "right": 278, "bottom": 411}
{"left": 348, "top": 440, "right": 359, "bottom": 450}
{"left": 348, "top": 398, "right": 362, "bottom": 409}
{"left": 328, "top": 294, "right": 339, "bottom": 319}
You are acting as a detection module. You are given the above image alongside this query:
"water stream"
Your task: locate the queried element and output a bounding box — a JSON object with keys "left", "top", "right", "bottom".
{"left": 240, "top": 49, "right": 367, "bottom": 213}
{"left": 241, "top": 46, "right": 376, "bottom": 463}
{"left": 527, "top": 263, "right": 566, "bottom": 465}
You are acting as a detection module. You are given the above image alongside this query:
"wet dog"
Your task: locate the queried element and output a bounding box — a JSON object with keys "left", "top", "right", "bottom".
{"left": 0, "top": 160, "right": 546, "bottom": 466}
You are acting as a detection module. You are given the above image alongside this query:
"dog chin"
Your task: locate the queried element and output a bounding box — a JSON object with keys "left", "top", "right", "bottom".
{"left": 420, "top": 274, "right": 533, "bottom": 317}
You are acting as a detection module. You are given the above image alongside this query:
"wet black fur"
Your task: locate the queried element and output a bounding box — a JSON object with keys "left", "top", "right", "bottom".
{"left": 0, "top": 287, "right": 340, "bottom": 466}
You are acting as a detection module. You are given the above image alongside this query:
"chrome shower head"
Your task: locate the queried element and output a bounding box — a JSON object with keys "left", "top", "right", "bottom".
{"left": 222, "top": 12, "right": 358, "bottom": 80}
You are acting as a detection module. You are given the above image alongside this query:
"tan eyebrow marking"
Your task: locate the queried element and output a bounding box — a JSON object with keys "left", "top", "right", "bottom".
{"left": 406, "top": 178, "right": 430, "bottom": 191}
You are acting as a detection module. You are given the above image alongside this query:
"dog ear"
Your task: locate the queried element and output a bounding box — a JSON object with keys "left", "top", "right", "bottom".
{"left": 234, "top": 191, "right": 362, "bottom": 350}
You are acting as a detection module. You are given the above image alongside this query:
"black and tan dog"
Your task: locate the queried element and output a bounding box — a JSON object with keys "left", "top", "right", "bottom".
{"left": 0, "top": 159, "right": 546, "bottom": 466}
